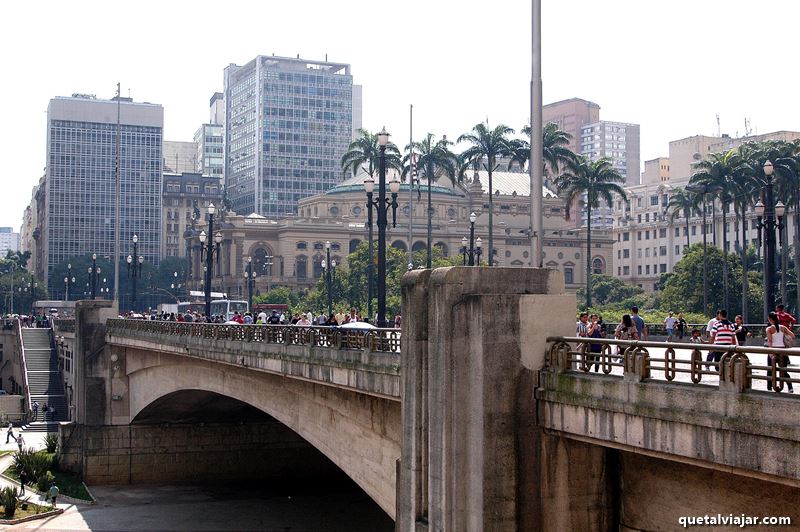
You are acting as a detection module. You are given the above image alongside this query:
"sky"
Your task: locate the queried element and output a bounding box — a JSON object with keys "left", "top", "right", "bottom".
{"left": 2, "top": 0, "right": 799, "bottom": 230}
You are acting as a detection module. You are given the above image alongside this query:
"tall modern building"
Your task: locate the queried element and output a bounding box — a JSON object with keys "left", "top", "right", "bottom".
{"left": 543, "top": 97, "right": 601, "bottom": 154}
{"left": 193, "top": 93, "right": 225, "bottom": 180}
{"left": 43, "top": 94, "right": 163, "bottom": 293}
{"left": 163, "top": 140, "right": 198, "bottom": 173}
{"left": 223, "top": 55, "right": 356, "bottom": 217}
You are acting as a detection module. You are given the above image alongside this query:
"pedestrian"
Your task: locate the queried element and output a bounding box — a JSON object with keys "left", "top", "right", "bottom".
{"left": 16, "top": 433, "right": 24, "bottom": 453}
{"left": 18, "top": 470, "right": 27, "bottom": 495}
{"left": 708, "top": 310, "right": 737, "bottom": 371}
{"left": 689, "top": 329, "right": 703, "bottom": 344}
{"left": 575, "top": 312, "right": 589, "bottom": 337}
{"left": 705, "top": 309, "right": 721, "bottom": 342}
{"left": 243, "top": 312, "right": 253, "bottom": 325}
{"left": 48, "top": 483, "right": 59, "bottom": 505}
{"left": 267, "top": 310, "right": 281, "bottom": 325}
{"left": 614, "top": 314, "right": 639, "bottom": 356}
{"left": 587, "top": 313, "right": 604, "bottom": 371}
{"left": 42, "top": 403, "right": 48, "bottom": 422}
{"left": 32, "top": 400, "right": 39, "bottom": 422}
{"left": 5, "top": 422, "right": 14, "bottom": 444}
{"left": 394, "top": 314, "right": 402, "bottom": 328}
{"left": 257, "top": 309, "right": 268, "bottom": 324}
{"left": 328, "top": 313, "right": 338, "bottom": 326}
{"left": 766, "top": 311, "right": 795, "bottom": 393}
{"left": 664, "top": 312, "right": 677, "bottom": 342}
{"left": 630, "top": 306, "right": 648, "bottom": 340}
{"left": 676, "top": 313, "right": 688, "bottom": 340}
{"left": 775, "top": 304, "right": 796, "bottom": 366}
{"left": 734, "top": 315, "right": 751, "bottom": 346}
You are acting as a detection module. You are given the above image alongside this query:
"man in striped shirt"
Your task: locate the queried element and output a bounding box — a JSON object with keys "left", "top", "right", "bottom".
{"left": 708, "top": 309, "right": 737, "bottom": 371}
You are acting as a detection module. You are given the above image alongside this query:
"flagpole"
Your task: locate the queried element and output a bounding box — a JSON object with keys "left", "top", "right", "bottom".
{"left": 408, "top": 104, "right": 414, "bottom": 269}
{"left": 531, "top": 0, "right": 544, "bottom": 267}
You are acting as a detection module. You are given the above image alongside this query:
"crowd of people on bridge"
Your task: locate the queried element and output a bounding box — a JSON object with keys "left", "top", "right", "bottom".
{"left": 137, "top": 308, "right": 402, "bottom": 328}
{"left": 576, "top": 304, "right": 797, "bottom": 392}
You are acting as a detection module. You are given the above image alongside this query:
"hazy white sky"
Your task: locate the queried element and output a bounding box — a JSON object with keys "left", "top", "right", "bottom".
{"left": 2, "top": 0, "right": 799, "bottom": 230}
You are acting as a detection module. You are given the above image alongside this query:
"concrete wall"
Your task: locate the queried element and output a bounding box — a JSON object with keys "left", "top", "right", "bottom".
{"left": 397, "top": 267, "right": 577, "bottom": 531}
{"left": 59, "top": 422, "right": 344, "bottom": 485}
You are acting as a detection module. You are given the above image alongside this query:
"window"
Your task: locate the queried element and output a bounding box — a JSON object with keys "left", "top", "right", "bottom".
{"left": 659, "top": 228, "right": 667, "bottom": 238}
{"left": 592, "top": 258, "right": 604, "bottom": 274}
{"left": 296, "top": 241, "right": 307, "bottom": 250}
{"left": 623, "top": 249, "right": 630, "bottom": 258}
{"left": 645, "top": 248, "right": 650, "bottom": 257}
{"left": 637, "top": 249, "right": 642, "bottom": 258}
{"left": 623, "top": 266, "right": 630, "bottom": 275}
{"left": 650, "top": 195, "right": 659, "bottom": 206}
{"left": 637, "top": 265, "right": 642, "bottom": 275}
{"left": 660, "top": 263, "right": 667, "bottom": 273}
{"left": 618, "top": 267, "right": 621, "bottom": 275}
{"left": 646, "top": 265, "right": 651, "bottom": 274}
{"left": 660, "top": 246, "right": 667, "bottom": 256}
{"left": 691, "top": 226, "right": 697, "bottom": 236}
{"left": 675, "top": 245, "right": 680, "bottom": 255}
{"left": 617, "top": 250, "right": 621, "bottom": 259}
{"left": 637, "top": 231, "right": 642, "bottom": 241}
{"left": 675, "top": 227, "right": 680, "bottom": 237}
{"left": 564, "top": 267, "right": 574, "bottom": 284}
{"left": 623, "top": 232, "right": 630, "bottom": 241}
{"left": 662, "top": 194, "right": 669, "bottom": 206}
{"left": 645, "top": 231, "right": 650, "bottom": 240}
{"left": 645, "top": 213, "right": 649, "bottom": 222}
{"left": 638, "top": 214, "right": 642, "bottom": 223}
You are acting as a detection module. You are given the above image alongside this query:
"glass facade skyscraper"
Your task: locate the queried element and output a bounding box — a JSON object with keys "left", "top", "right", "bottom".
{"left": 44, "top": 94, "right": 163, "bottom": 294}
{"left": 223, "top": 56, "right": 354, "bottom": 217}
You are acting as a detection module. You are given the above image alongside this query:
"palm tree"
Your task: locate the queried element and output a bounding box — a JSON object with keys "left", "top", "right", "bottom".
{"left": 691, "top": 150, "right": 742, "bottom": 311}
{"left": 667, "top": 188, "right": 697, "bottom": 252}
{"left": 510, "top": 122, "right": 576, "bottom": 179}
{"left": 458, "top": 123, "right": 514, "bottom": 266}
{"left": 341, "top": 128, "right": 402, "bottom": 178}
{"left": 405, "top": 134, "right": 456, "bottom": 268}
{"left": 555, "top": 157, "right": 627, "bottom": 307}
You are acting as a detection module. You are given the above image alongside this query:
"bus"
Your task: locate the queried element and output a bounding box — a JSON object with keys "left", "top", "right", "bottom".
{"left": 177, "top": 302, "right": 205, "bottom": 315}
{"left": 210, "top": 299, "right": 249, "bottom": 321}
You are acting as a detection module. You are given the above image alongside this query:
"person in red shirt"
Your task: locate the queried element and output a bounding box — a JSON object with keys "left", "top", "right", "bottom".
{"left": 775, "top": 304, "right": 796, "bottom": 329}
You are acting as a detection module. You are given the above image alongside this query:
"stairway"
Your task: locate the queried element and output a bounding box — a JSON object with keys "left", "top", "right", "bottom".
{"left": 20, "top": 328, "right": 67, "bottom": 433}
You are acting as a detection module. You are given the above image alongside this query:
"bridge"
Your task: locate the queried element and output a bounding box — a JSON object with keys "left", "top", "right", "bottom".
{"left": 50, "top": 268, "right": 799, "bottom": 531}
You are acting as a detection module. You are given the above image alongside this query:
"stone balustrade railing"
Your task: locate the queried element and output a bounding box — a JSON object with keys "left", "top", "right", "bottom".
{"left": 53, "top": 319, "right": 75, "bottom": 334}
{"left": 106, "top": 319, "right": 402, "bottom": 353}
{"left": 547, "top": 336, "right": 800, "bottom": 395}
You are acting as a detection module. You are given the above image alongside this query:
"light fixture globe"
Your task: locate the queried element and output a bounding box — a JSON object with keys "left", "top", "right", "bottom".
{"left": 325, "top": 240, "right": 331, "bottom": 250}
{"left": 126, "top": 255, "right": 132, "bottom": 264}
{"left": 363, "top": 177, "right": 375, "bottom": 194}
{"left": 389, "top": 176, "right": 400, "bottom": 194}
{"left": 207, "top": 203, "right": 216, "bottom": 215}
{"left": 138, "top": 255, "right": 144, "bottom": 264}
{"left": 461, "top": 236, "right": 468, "bottom": 246}
{"left": 476, "top": 237, "right": 483, "bottom": 249}
{"left": 321, "top": 259, "right": 327, "bottom": 269}
{"left": 763, "top": 160, "right": 774, "bottom": 176}
{"left": 214, "top": 231, "right": 223, "bottom": 244}
{"left": 132, "top": 234, "right": 138, "bottom": 244}
{"left": 332, "top": 260, "right": 336, "bottom": 268}
{"left": 377, "top": 127, "right": 390, "bottom": 147}
{"left": 776, "top": 201, "right": 786, "bottom": 218}
{"left": 754, "top": 200, "right": 765, "bottom": 217}
{"left": 199, "top": 230, "right": 207, "bottom": 243}
{"left": 469, "top": 212, "right": 477, "bottom": 223}
{"left": 92, "top": 253, "right": 97, "bottom": 261}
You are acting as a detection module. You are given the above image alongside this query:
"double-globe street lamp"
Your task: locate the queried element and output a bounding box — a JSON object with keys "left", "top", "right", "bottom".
{"left": 88, "top": 254, "right": 101, "bottom": 299}
{"left": 686, "top": 183, "right": 723, "bottom": 316}
{"left": 322, "top": 240, "right": 337, "bottom": 316}
{"left": 460, "top": 212, "right": 483, "bottom": 266}
{"left": 364, "top": 127, "right": 401, "bottom": 327}
{"left": 64, "top": 263, "right": 75, "bottom": 301}
{"left": 199, "top": 203, "right": 223, "bottom": 320}
{"left": 244, "top": 257, "right": 257, "bottom": 311}
{"left": 127, "top": 235, "right": 144, "bottom": 310}
{"left": 755, "top": 160, "right": 786, "bottom": 320}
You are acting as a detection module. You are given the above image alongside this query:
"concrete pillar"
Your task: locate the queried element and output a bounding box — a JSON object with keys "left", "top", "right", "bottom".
{"left": 397, "top": 267, "right": 574, "bottom": 531}
{"left": 73, "top": 299, "right": 117, "bottom": 425}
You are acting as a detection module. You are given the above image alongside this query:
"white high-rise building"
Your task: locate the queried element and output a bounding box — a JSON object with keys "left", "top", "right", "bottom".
{"left": 0, "top": 228, "right": 19, "bottom": 255}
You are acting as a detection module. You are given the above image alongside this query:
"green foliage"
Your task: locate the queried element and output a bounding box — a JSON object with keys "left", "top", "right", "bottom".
{"left": 13, "top": 449, "right": 55, "bottom": 483}
{"left": 577, "top": 274, "right": 645, "bottom": 308}
{"left": 36, "top": 471, "right": 55, "bottom": 492}
{"left": 43, "top": 434, "right": 58, "bottom": 454}
{"left": 659, "top": 243, "right": 761, "bottom": 318}
{"left": 0, "top": 486, "right": 20, "bottom": 518}
{"left": 253, "top": 287, "right": 301, "bottom": 309}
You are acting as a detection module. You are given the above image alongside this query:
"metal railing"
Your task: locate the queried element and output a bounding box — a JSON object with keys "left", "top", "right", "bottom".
{"left": 53, "top": 319, "right": 75, "bottom": 334}
{"left": 106, "top": 319, "right": 402, "bottom": 354}
{"left": 15, "top": 319, "right": 32, "bottom": 421}
{"left": 547, "top": 336, "right": 799, "bottom": 395}
{"left": 603, "top": 323, "right": 792, "bottom": 340}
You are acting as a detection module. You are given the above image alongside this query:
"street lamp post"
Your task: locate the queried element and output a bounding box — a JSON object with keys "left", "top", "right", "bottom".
{"left": 461, "top": 213, "right": 483, "bottom": 266}
{"left": 127, "top": 234, "right": 144, "bottom": 310}
{"left": 64, "top": 263, "right": 74, "bottom": 301}
{"left": 199, "top": 203, "right": 223, "bottom": 320}
{"left": 461, "top": 237, "right": 468, "bottom": 266}
{"left": 364, "top": 127, "right": 400, "bottom": 327}
{"left": 88, "top": 254, "right": 100, "bottom": 299}
{"left": 323, "top": 241, "right": 336, "bottom": 316}
{"left": 755, "top": 160, "right": 786, "bottom": 320}
{"left": 244, "top": 257, "right": 256, "bottom": 310}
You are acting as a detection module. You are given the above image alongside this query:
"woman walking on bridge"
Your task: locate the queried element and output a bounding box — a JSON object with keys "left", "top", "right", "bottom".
{"left": 766, "top": 312, "right": 795, "bottom": 393}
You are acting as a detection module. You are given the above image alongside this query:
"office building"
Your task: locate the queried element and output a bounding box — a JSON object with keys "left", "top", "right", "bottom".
{"left": 43, "top": 93, "right": 163, "bottom": 293}
{"left": 163, "top": 140, "right": 198, "bottom": 174}
{"left": 194, "top": 123, "right": 224, "bottom": 179}
{"left": 161, "top": 172, "right": 224, "bottom": 258}
{"left": 543, "top": 98, "right": 601, "bottom": 155}
{"left": 223, "top": 55, "right": 356, "bottom": 217}
{"left": 0, "top": 228, "right": 19, "bottom": 255}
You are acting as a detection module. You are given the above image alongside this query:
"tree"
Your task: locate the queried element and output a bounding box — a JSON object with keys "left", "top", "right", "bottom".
{"left": 458, "top": 123, "right": 514, "bottom": 266}
{"left": 576, "top": 274, "right": 645, "bottom": 307}
{"left": 667, "top": 188, "right": 697, "bottom": 252}
{"left": 511, "top": 122, "right": 576, "bottom": 181}
{"left": 691, "top": 149, "right": 743, "bottom": 312}
{"left": 660, "top": 244, "right": 760, "bottom": 318}
{"left": 341, "top": 128, "right": 402, "bottom": 178}
{"left": 555, "top": 156, "right": 627, "bottom": 308}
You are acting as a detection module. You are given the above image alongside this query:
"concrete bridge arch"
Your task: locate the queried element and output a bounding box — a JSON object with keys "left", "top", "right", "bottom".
{"left": 123, "top": 350, "right": 400, "bottom": 518}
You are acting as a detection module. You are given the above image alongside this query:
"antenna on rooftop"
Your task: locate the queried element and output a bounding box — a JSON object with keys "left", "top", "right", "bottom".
{"left": 716, "top": 114, "right": 720, "bottom": 137}
{"left": 744, "top": 118, "right": 752, "bottom": 137}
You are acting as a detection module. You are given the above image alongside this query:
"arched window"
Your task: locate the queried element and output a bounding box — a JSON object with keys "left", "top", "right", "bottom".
{"left": 349, "top": 239, "right": 361, "bottom": 253}
{"left": 295, "top": 256, "right": 307, "bottom": 279}
{"left": 412, "top": 241, "right": 426, "bottom": 253}
{"left": 313, "top": 256, "right": 324, "bottom": 278}
{"left": 251, "top": 248, "right": 273, "bottom": 277}
{"left": 392, "top": 241, "right": 408, "bottom": 251}
{"left": 592, "top": 257, "right": 605, "bottom": 275}
{"left": 434, "top": 242, "right": 448, "bottom": 257}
